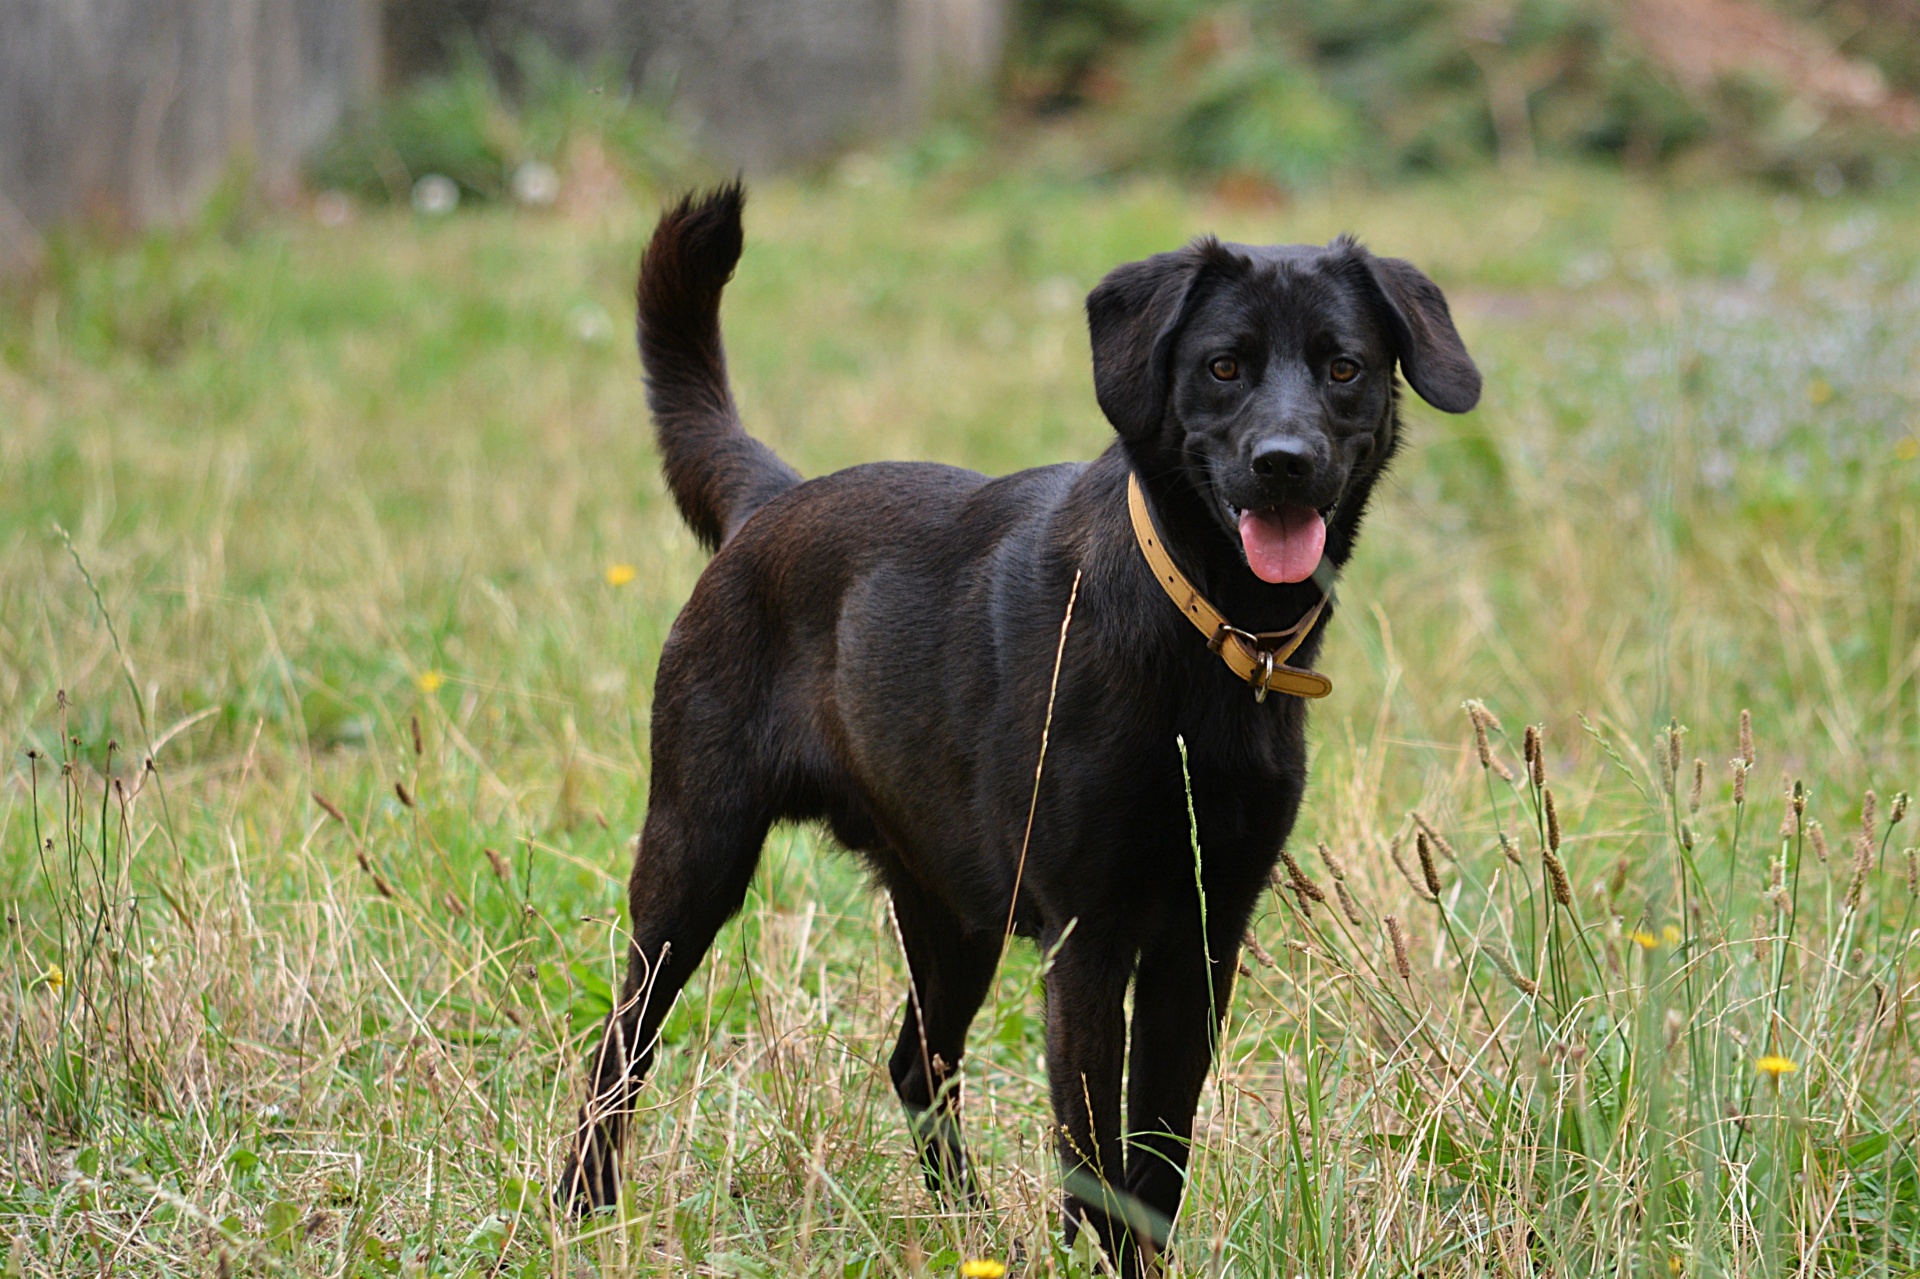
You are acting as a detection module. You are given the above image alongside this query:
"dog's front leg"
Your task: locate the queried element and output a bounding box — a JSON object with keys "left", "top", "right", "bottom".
{"left": 1043, "top": 926, "right": 1138, "bottom": 1270}
{"left": 1122, "top": 922, "right": 1241, "bottom": 1243}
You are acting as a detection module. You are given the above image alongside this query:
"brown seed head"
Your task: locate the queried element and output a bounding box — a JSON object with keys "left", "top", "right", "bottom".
{"left": 485, "top": 846, "right": 511, "bottom": 882}
{"left": 394, "top": 780, "right": 415, "bottom": 809}
{"left": 1417, "top": 831, "right": 1442, "bottom": 897}
{"left": 1386, "top": 915, "right": 1412, "bottom": 980}
{"left": 1810, "top": 820, "right": 1829, "bottom": 863}
{"left": 1318, "top": 840, "right": 1347, "bottom": 881}
{"left": 1690, "top": 759, "right": 1704, "bottom": 814}
{"left": 1892, "top": 791, "right": 1909, "bottom": 826}
{"left": 1499, "top": 832, "right": 1522, "bottom": 865}
{"left": 1847, "top": 832, "right": 1873, "bottom": 911}
{"left": 1244, "top": 934, "right": 1277, "bottom": 970}
{"left": 1468, "top": 701, "right": 1494, "bottom": 771}
{"left": 1280, "top": 848, "right": 1327, "bottom": 905}
{"left": 1412, "top": 811, "right": 1457, "bottom": 861}
{"left": 1739, "top": 708, "right": 1754, "bottom": 767}
{"left": 1667, "top": 722, "right": 1683, "bottom": 785}
{"left": 1606, "top": 857, "right": 1629, "bottom": 900}
{"left": 410, "top": 714, "right": 423, "bottom": 757}
{"left": 1543, "top": 846, "right": 1573, "bottom": 907}
{"left": 1732, "top": 759, "right": 1747, "bottom": 806}
{"left": 1524, "top": 725, "right": 1544, "bottom": 787}
{"left": 1905, "top": 848, "right": 1918, "bottom": 898}
{"left": 1482, "top": 944, "right": 1540, "bottom": 998}
{"left": 313, "top": 791, "right": 347, "bottom": 825}
{"left": 1335, "top": 879, "right": 1366, "bottom": 927}
{"left": 1391, "top": 837, "right": 1437, "bottom": 901}
{"left": 1544, "top": 787, "right": 1562, "bottom": 852}
{"left": 1862, "top": 790, "right": 1878, "bottom": 848}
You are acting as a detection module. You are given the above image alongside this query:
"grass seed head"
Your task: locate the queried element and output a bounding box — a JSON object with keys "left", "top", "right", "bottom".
{"left": 1524, "top": 724, "right": 1544, "bottom": 787}
{"left": 1811, "top": 820, "right": 1829, "bottom": 862}
{"left": 312, "top": 791, "right": 347, "bottom": 825}
{"left": 1391, "top": 837, "right": 1437, "bottom": 901}
{"left": 1544, "top": 846, "right": 1573, "bottom": 907}
{"left": 1847, "top": 832, "right": 1873, "bottom": 911}
{"left": 394, "top": 780, "right": 415, "bottom": 809}
{"left": 485, "top": 846, "right": 511, "bottom": 882}
{"left": 1280, "top": 847, "right": 1327, "bottom": 906}
{"left": 1335, "top": 879, "right": 1366, "bottom": 927}
{"left": 1412, "top": 810, "right": 1456, "bottom": 861}
{"left": 1544, "top": 787, "right": 1562, "bottom": 851}
{"left": 1893, "top": 791, "right": 1909, "bottom": 826}
{"left": 1863, "top": 789, "right": 1878, "bottom": 847}
{"left": 1386, "top": 914, "right": 1411, "bottom": 980}
{"left": 1417, "top": 831, "right": 1442, "bottom": 898}
{"left": 1732, "top": 758, "right": 1748, "bottom": 805}
{"left": 1244, "top": 933, "right": 1277, "bottom": 969}
{"left": 1318, "top": 840, "right": 1347, "bottom": 881}
{"left": 410, "top": 714, "right": 423, "bottom": 756}
{"left": 1690, "top": 759, "right": 1704, "bottom": 813}
{"left": 1739, "top": 708, "right": 1754, "bottom": 767}
{"left": 1499, "top": 832, "right": 1522, "bottom": 865}
{"left": 1906, "top": 848, "right": 1918, "bottom": 897}
{"left": 1666, "top": 721, "right": 1683, "bottom": 786}
{"left": 1607, "top": 857, "right": 1629, "bottom": 900}
{"left": 1482, "top": 944, "right": 1539, "bottom": 997}
{"left": 1465, "top": 700, "right": 1513, "bottom": 779}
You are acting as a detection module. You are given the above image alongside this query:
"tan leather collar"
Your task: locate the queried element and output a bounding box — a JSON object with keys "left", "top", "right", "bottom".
{"left": 1127, "top": 473, "right": 1333, "bottom": 702}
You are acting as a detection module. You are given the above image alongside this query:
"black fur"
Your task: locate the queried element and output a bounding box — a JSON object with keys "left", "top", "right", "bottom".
{"left": 562, "top": 186, "right": 1479, "bottom": 1273}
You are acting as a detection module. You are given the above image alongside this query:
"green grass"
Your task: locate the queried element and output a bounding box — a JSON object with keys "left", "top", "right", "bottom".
{"left": 3, "top": 160, "right": 1920, "bottom": 1276}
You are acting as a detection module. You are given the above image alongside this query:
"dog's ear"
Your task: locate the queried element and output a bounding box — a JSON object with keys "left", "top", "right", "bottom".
{"left": 1086, "top": 241, "right": 1232, "bottom": 440}
{"left": 1343, "top": 241, "right": 1481, "bottom": 414}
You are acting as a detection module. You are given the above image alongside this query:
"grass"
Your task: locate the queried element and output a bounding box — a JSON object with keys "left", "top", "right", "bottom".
{"left": 3, "top": 155, "right": 1920, "bottom": 1276}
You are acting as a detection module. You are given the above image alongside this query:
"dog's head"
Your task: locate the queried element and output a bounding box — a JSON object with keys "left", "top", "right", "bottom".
{"left": 1087, "top": 236, "right": 1478, "bottom": 583}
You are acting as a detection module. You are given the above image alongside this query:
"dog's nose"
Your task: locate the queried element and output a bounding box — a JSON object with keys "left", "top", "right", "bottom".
{"left": 1250, "top": 437, "right": 1315, "bottom": 483}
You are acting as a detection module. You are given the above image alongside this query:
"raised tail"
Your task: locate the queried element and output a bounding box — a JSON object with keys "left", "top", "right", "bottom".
{"left": 637, "top": 182, "right": 800, "bottom": 551}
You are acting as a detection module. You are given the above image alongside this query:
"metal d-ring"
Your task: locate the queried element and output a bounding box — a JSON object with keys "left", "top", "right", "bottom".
{"left": 1250, "top": 650, "right": 1275, "bottom": 704}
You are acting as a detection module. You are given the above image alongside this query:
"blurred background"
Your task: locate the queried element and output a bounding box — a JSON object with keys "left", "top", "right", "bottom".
{"left": 5, "top": 0, "right": 1920, "bottom": 266}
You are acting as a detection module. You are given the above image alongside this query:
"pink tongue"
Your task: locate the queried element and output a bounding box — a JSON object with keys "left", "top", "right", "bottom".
{"left": 1238, "top": 507, "right": 1326, "bottom": 584}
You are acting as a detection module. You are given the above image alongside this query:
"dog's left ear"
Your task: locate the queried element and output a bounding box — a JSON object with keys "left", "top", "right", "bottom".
{"left": 1086, "top": 240, "right": 1237, "bottom": 441}
{"left": 1343, "top": 241, "right": 1481, "bottom": 414}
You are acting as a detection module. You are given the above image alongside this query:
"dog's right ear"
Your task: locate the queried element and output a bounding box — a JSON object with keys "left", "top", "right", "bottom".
{"left": 1086, "top": 241, "right": 1227, "bottom": 441}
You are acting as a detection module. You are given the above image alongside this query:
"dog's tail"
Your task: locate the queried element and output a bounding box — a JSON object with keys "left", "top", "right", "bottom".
{"left": 637, "top": 182, "right": 800, "bottom": 551}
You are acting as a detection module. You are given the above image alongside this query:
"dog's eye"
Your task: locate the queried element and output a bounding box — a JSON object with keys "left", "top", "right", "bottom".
{"left": 1209, "top": 357, "right": 1239, "bottom": 381}
{"left": 1329, "top": 358, "right": 1360, "bottom": 383}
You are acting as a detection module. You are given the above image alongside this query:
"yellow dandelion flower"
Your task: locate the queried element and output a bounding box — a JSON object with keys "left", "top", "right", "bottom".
{"left": 1755, "top": 1054, "right": 1798, "bottom": 1079}
{"left": 605, "top": 562, "right": 637, "bottom": 587}
{"left": 416, "top": 670, "right": 445, "bottom": 693}
{"left": 42, "top": 963, "right": 64, "bottom": 993}
{"left": 959, "top": 1263, "right": 1006, "bottom": 1279}
{"left": 1630, "top": 930, "right": 1658, "bottom": 949}
{"left": 1663, "top": 924, "right": 1682, "bottom": 947}
{"left": 1807, "top": 376, "right": 1834, "bottom": 406}
{"left": 1897, "top": 435, "right": 1920, "bottom": 462}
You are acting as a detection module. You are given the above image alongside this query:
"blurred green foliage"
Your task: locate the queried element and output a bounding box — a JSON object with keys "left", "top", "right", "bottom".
{"left": 308, "top": 44, "right": 689, "bottom": 203}
{"left": 1011, "top": 0, "right": 1917, "bottom": 190}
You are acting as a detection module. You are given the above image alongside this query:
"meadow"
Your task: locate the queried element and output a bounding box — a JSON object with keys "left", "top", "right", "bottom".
{"left": 3, "top": 159, "right": 1920, "bottom": 1276}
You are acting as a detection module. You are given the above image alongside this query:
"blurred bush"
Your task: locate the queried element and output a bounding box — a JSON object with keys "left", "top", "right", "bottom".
{"left": 1011, "top": 0, "right": 1920, "bottom": 190}
{"left": 308, "top": 44, "right": 690, "bottom": 204}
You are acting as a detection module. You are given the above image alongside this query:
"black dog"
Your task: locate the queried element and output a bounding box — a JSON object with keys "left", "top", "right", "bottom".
{"left": 563, "top": 183, "right": 1478, "bottom": 1270}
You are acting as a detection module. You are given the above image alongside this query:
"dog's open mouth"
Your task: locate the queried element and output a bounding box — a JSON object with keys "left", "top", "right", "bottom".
{"left": 1235, "top": 505, "right": 1326, "bottom": 584}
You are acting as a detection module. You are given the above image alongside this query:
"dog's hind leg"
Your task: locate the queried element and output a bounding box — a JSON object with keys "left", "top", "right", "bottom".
{"left": 560, "top": 786, "right": 773, "bottom": 1212}
{"left": 886, "top": 876, "right": 1000, "bottom": 1202}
